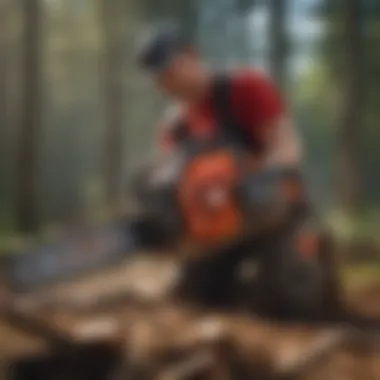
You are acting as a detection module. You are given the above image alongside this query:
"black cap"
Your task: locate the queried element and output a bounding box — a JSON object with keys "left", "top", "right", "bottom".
{"left": 135, "top": 22, "right": 187, "bottom": 73}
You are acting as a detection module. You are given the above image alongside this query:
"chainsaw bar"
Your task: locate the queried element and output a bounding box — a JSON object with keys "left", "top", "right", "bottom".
{"left": 5, "top": 220, "right": 138, "bottom": 293}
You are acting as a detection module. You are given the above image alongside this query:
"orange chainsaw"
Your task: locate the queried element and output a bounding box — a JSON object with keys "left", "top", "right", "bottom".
{"left": 6, "top": 144, "right": 305, "bottom": 292}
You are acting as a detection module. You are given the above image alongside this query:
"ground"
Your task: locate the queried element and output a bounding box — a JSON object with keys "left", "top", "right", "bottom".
{"left": 0, "top": 258, "right": 380, "bottom": 379}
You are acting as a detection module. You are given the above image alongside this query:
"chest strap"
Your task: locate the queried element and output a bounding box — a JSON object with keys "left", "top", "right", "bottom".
{"left": 171, "top": 73, "right": 263, "bottom": 154}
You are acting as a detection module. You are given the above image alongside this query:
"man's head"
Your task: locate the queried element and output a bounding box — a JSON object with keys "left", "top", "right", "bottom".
{"left": 136, "top": 23, "right": 210, "bottom": 102}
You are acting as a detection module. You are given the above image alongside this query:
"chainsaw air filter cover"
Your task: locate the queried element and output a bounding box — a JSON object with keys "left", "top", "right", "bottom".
{"left": 177, "top": 148, "right": 305, "bottom": 247}
{"left": 178, "top": 148, "right": 244, "bottom": 247}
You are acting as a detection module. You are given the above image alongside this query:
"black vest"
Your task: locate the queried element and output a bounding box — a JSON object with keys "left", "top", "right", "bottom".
{"left": 171, "top": 74, "right": 264, "bottom": 154}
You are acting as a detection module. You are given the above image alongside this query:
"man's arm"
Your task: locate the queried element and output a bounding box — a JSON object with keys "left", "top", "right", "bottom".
{"left": 262, "top": 116, "right": 302, "bottom": 166}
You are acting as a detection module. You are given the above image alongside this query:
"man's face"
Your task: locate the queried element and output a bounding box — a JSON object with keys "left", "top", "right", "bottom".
{"left": 154, "top": 50, "right": 203, "bottom": 100}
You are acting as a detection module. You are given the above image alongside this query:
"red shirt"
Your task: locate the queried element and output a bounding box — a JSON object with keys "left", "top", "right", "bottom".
{"left": 159, "top": 69, "right": 286, "bottom": 151}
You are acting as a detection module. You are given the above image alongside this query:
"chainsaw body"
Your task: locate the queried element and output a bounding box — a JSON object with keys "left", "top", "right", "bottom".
{"left": 131, "top": 144, "right": 304, "bottom": 253}
{"left": 6, "top": 144, "right": 305, "bottom": 292}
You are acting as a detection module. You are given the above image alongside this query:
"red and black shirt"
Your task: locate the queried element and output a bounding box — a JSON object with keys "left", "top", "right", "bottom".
{"left": 159, "top": 69, "right": 286, "bottom": 152}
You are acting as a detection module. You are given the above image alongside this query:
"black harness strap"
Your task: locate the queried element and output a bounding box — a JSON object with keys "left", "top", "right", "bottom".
{"left": 212, "top": 73, "right": 262, "bottom": 153}
{"left": 172, "top": 73, "right": 263, "bottom": 154}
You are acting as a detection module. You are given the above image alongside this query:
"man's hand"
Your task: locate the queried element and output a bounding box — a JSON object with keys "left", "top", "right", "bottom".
{"left": 261, "top": 116, "right": 302, "bottom": 167}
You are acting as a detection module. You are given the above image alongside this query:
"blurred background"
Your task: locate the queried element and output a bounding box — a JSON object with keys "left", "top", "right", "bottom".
{"left": 1, "top": 1, "right": 380, "bottom": 378}
{"left": 0, "top": 0, "right": 379, "bottom": 265}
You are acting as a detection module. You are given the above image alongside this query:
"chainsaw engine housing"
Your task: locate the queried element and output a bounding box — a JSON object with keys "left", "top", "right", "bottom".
{"left": 131, "top": 146, "right": 305, "bottom": 251}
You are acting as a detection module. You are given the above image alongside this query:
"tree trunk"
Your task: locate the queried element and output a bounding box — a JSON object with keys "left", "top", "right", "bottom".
{"left": 101, "top": 0, "right": 126, "bottom": 212}
{"left": 15, "top": 0, "right": 43, "bottom": 232}
{"left": 0, "top": 3, "right": 9, "bottom": 180}
{"left": 337, "top": 0, "right": 364, "bottom": 213}
{"left": 268, "top": 0, "right": 288, "bottom": 91}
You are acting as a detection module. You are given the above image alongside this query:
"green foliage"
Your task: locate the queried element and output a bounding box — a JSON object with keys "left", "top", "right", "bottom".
{"left": 326, "top": 208, "right": 380, "bottom": 246}
{"left": 317, "top": 0, "right": 380, "bottom": 209}
{"left": 343, "top": 262, "right": 380, "bottom": 289}
{"left": 235, "top": 0, "right": 256, "bottom": 13}
{"left": 141, "top": 0, "right": 198, "bottom": 38}
{"left": 293, "top": 61, "right": 337, "bottom": 206}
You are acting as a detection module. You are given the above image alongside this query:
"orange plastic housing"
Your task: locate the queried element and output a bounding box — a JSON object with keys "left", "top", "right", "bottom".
{"left": 178, "top": 150, "right": 244, "bottom": 247}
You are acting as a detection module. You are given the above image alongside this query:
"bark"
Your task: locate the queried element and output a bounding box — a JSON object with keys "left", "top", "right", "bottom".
{"left": 0, "top": 4, "right": 9, "bottom": 176}
{"left": 101, "top": 0, "right": 126, "bottom": 212}
{"left": 268, "top": 0, "right": 289, "bottom": 91}
{"left": 337, "top": 0, "right": 364, "bottom": 212}
{"left": 15, "top": 0, "right": 43, "bottom": 232}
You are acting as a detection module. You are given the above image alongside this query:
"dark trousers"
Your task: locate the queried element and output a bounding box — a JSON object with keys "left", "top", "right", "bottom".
{"left": 175, "top": 240, "right": 251, "bottom": 310}
{"left": 174, "top": 218, "right": 340, "bottom": 321}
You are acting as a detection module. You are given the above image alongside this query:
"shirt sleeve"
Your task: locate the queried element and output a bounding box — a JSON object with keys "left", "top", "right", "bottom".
{"left": 156, "top": 104, "right": 183, "bottom": 152}
{"left": 232, "top": 69, "right": 286, "bottom": 143}
{"left": 157, "top": 122, "right": 175, "bottom": 153}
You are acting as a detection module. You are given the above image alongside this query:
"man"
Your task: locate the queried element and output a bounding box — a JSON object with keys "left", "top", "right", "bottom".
{"left": 137, "top": 23, "right": 301, "bottom": 165}
{"left": 135, "top": 23, "right": 339, "bottom": 320}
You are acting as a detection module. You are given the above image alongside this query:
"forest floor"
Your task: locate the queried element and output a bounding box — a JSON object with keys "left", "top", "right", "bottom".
{"left": 0, "top": 259, "right": 380, "bottom": 379}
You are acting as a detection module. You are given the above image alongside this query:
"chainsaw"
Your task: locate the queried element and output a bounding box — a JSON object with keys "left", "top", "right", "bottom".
{"left": 6, "top": 143, "right": 304, "bottom": 292}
